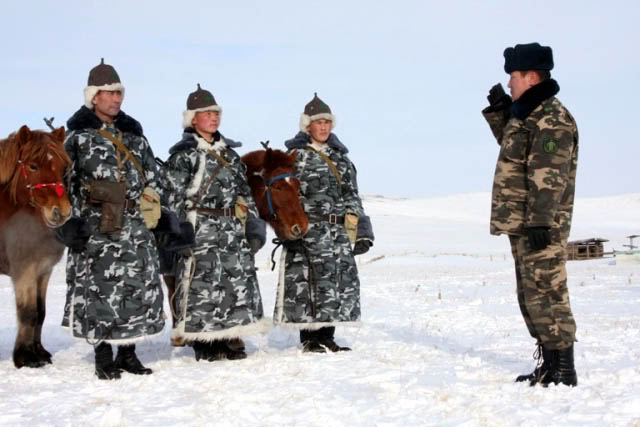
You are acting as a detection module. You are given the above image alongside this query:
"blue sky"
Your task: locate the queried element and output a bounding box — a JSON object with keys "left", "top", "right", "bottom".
{"left": 2, "top": 1, "right": 639, "bottom": 198}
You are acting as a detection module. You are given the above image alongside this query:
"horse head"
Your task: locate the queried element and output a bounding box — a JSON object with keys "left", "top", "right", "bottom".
{"left": 242, "top": 148, "right": 309, "bottom": 240}
{"left": 0, "top": 125, "right": 71, "bottom": 228}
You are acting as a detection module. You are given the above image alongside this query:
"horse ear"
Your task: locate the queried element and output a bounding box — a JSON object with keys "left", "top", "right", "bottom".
{"left": 16, "top": 125, "right": 32, "bottom": 143}
{"left": 50, "top": 126, "right": 65, "bottom": 143}
{"left": 0, "top": 130, "right": 20, "bottom": 184}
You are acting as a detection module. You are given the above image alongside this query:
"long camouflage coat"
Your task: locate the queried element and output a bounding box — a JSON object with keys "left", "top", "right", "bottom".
{"left": 484, "top": 79, "right": 579, "bottom": 242}
{"left": 163, "top": 129, "right": 267, "bottom": 342}
{"left": 275, "top": 132, "right": 367, "bottom": 330}
{"left": 62, "top": 106, "right": 165, "bottom": 343}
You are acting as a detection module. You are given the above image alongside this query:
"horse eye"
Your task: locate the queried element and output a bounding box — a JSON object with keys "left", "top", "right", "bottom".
{"left": 29, "top": 164, "right": 39, "bottom": 172}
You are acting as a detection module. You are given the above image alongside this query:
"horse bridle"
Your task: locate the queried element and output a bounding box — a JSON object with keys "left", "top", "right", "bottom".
{"left": 255, "top": 172, "right": 296, "bottom": 219}
{"left": 17, "top": 159, "right": 65, "bottom": 207}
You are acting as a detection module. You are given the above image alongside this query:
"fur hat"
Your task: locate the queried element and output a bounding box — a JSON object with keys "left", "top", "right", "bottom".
{"left": 182, "top": 84, "right": 222, "bottom": 129}
{"left": 503, "top": 43, "right": 554, "bottom": 74}
{"left": 83, "top": 58, "right": 125, "bottom": 109}
{"left": 299, "top": 93, "right": 336, "bottom": 134}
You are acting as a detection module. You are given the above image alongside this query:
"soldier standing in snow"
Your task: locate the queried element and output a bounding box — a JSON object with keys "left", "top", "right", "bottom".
{"left": 276, "top": 93, "right": 374, "bottom": 352}
{"left": 56, "top": 59, "right": 166, "bottom": 379}
{"left": 162, "top": 84, "right": 268, "bottom": 361}
{"left": 483, "top": 43, "right": 579, "bottom": 386}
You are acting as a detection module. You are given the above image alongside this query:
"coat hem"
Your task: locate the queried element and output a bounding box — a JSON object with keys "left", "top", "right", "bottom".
{"left": 172, "top": 317, "right": 271, "bottom": 343}
{"left": 64, "top": 327, "right": 165, "bottom": 345}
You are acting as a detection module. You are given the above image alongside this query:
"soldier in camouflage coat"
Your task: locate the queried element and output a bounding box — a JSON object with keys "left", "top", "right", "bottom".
{"left": 483, "top": 43, "right": 579, "bottom": 387}
{"left": 58, "top": 59, "right": 165, "bottom": 380}
{"left": 162, "top": 85, "right": 267, "bottom": 361}
{"left": 277, "top": 93, "right": 374, "bottom": 353}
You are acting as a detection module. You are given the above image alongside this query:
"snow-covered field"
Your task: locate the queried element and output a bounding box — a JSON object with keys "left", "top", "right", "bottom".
{"left": 1, "top": 193, "right": 638, "bottom": 427}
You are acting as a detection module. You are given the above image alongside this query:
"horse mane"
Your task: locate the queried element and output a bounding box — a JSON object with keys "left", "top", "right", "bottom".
{"left": 0, "top": 126, "right": 68, "bottom": 204}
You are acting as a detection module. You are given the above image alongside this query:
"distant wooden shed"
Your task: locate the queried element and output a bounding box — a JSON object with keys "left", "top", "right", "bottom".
{"left": 567, "top": 238, "right": 608, "bottom": 261}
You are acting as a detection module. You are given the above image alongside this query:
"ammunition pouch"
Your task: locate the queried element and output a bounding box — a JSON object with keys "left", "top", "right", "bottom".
{"left": 140, "top": 187, "right": 161, "bottom": 229}
{"left": 344, "top": 213, "right": 359, "bottom": 245}
{"left": 89, "top": 180, "right": 126, "bottom": 233}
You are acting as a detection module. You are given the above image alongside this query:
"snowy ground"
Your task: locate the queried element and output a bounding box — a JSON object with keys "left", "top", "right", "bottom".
{"left": 1, "top": 193, "right": 638, "bottom": 427}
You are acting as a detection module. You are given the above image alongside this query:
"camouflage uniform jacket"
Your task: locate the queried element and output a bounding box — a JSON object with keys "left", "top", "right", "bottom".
{"left": 62, "top": 106, "right": 165, "bottom": 343}
{"left": 163, "top": 129, "right": 266, "bottom": 341}
{"left": 275, "top": 132, "right": 366, "bottom": 329}
{"left": 483, "top": 79, "right": 579, "bottom": 240}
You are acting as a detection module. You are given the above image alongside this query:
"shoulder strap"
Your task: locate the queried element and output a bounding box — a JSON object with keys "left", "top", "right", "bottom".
{"left": 307, "top": 146, "right": 342, "bottom": 188}
{"left": 206, "top": 149, "right": 231, "bottom": 170}
{"left": 98, "top": 129, "right": 147, "bottom": 184}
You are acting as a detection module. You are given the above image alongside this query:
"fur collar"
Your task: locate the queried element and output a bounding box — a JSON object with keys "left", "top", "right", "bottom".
{"left": 284, "top": 131, "right": 349, "bottom": 154}
{"left": 169, "top": 128, "right": 241, "bottom": 155}
{"left": 510, "top": 79, "right": 560, "bottom": 120}
{"left": 66, "top": 106, "right": 144, "bottom": 136}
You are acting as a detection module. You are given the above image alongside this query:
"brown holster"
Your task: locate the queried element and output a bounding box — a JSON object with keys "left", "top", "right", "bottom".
{"left": 89, "top": 180, "right": 127, "bottom": 233}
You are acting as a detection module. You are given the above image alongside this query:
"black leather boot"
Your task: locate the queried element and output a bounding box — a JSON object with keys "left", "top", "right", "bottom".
{"left": 94, "top": 342, "right": 121, "bottom": 380}
{"left": 220, "top": 339, "right": 247, "bottom": 360}
{"left": 541, "top": 345, "right": 578, "bottom": 387}
{"left": 318, "top": 327, "right": 351, "bottom": 352}
{"left": 516, "top": 344, "right": 551, "bottom": 385}
{"left": 114, "top": 344, "right": 152, "bottom": 375}
{"left": 301, "top": 329, "right": 326, "bottom": 353}
{"left": 193, "top": 340, "right": 208, "bottom": 361}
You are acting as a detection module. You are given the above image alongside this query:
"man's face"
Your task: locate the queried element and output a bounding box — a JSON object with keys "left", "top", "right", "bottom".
{"left": 507, "top": 71, "right": 535, "bottom": 101}
{"left": 92, "top": 90, "right": 123, "bottom": 119}
{"left": 308, "top": 119, "right": 332, "bottom": 143}
{"left": 192, "top": 110, "right": 220, "bottom": 136}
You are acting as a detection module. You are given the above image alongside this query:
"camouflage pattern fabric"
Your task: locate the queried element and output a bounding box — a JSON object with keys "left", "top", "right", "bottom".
{"left": 275, "top": 132, "right": 367, "bottom": 329}
{"left": 483, "top": 79, "right": 578, "bottom": 349}
{"left": 61, "top": 107, "right": 165, "bottom": 343}
{"left": 163, "top": 130, "right": 266, "bottom": 342}
{"left": 510, "top": 235, "right": 576, "bottom": 349}
{"left": 484, "top": 95, "right": 578, "bottom": 237}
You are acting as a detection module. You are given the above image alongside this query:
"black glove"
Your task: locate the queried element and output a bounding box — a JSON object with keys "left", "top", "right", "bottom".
{"left": 246, "top": 217, "right": 266, "bottom": 253}
{"left": 55, "top": 217, "right": 90, "bottom": 252}
{"left": 484, "top": 83, "right": 512, "bottom": 112}
{"left": 155, "top": 209, "right": 181, "bottom": 235}
{"left": 527, "top": 226, "right": 551, "bottom": 251}
{"left": 353, "top": 239, "right": 372, "bottom": 256}
{"left": 165, "top": 222, "right": 196, "bottom": 254}
{"left": 282, "top": 239, "right": 305, "bottom": 252}
{"left": 248, "top": 238, "right": 262, "bottom": 255}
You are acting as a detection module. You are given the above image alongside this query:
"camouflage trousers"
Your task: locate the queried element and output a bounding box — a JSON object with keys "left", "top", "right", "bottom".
{"left": 509, "top": 235, "right": 576, "bottom": 349}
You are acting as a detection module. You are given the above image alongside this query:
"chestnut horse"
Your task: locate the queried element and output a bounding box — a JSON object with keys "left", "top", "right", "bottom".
{"left": 0, "top": 125, "right": 71, "bottom": 368}
{"left": 241, "top": 148, "right": 308, "bottom": 241}
{"left": 164, "top": 148, "right": 308, "bottom": 346}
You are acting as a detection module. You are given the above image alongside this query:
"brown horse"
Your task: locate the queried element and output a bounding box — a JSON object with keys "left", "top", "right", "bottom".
{"left": 164, "top": 148, "right": 308, "bottom": 346}
{"left": 242, "top": 148, "right": 308, "bottom": 240}
{"left": 0, "top": 125, "right": 71, "bottom": 368}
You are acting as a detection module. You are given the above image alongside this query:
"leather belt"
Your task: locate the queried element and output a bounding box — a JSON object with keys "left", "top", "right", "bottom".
{"left": 197, "top": 207, "right": 235, "bottom": 217}
{"left": 307, "top": 213, "right": 345, "bottom": 224}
